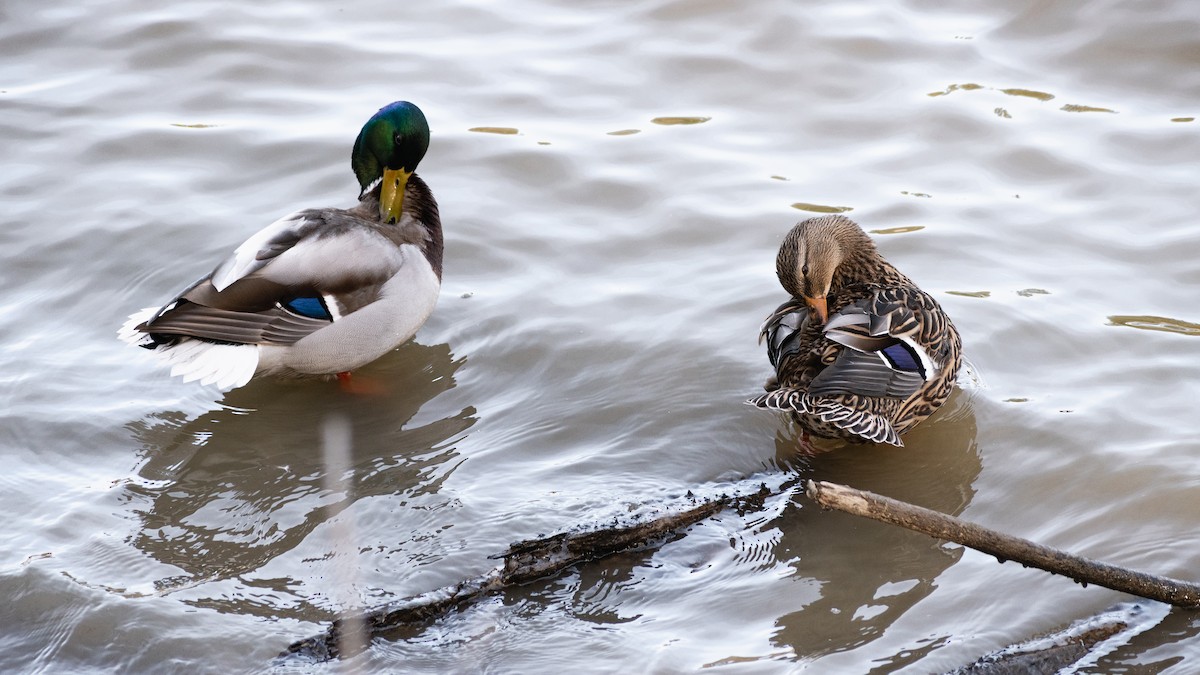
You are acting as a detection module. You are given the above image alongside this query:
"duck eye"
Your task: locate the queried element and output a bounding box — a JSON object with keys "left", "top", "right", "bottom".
{"left": 801, "top": 264, "right": 809, "bottom": 276}
{"left": 393, "top": 131, "right": 404, "bottom": 145}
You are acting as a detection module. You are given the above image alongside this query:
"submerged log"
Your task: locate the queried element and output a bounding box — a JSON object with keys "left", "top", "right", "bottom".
{"left": 806, "top": 480, "right": 1200, "bottom": 608}
{"left": 283, "top": 476, "right": 1191, "bottom": 663}
{"left": 950, "top": 602, "right": 1161, "bottom": 674}
{"left": 283, "top": 483, "right": 776, "bottom": 661}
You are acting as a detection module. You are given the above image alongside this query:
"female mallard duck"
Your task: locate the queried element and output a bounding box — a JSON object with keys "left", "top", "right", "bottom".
{"left": 748, "top": 215, "right": 961, "bottom": 446}
{"left": 118, "top": 101, "right": 442, "bottom": 390}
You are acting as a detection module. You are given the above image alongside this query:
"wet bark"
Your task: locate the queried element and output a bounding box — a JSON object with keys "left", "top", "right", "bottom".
{"left": 953, "top": 622, "right": 1124, "bottom": 674}
{"left": 282, "top": 484, "right": 774, "bottom": 661}
{"left": 949, "top": 602, "right": 1153, "bottom": 674}
{"left": 281, "top": 476, "right": 1195, "bottom": 664}
{"left": 806, "top": 480, "right": 1200, "bottom": 608}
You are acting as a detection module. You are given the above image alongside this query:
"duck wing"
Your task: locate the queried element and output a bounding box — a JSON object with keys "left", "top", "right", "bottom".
{"left": 749, "top": 287, "right": 950, "bottom": 446}
{"left": 807, "top": 288, "right": 940, "bottom": 399}
{"left": 136, "top": 208, "right": 407, "bottom": 346}
{"left": 758, "top": 296, "right": 810, "bottom": 372}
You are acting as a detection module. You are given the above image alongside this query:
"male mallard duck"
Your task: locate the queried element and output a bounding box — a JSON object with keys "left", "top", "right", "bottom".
{"left": 748, "top": 215, "right": 961, "bottom": 446}
{"left": 118, "top": 101, "right": 442, "bottom": 390}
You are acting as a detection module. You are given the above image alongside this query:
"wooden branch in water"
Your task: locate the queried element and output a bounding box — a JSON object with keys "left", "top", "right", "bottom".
{"left": 282, "top": 484, "right": 775, "bottom": 661}
{"left": 951, "top": 602, "right": 1156, "bottom": 674}
{"left": 283, "top": 476, "right": 1186, "bottom": 664}
{"left": 806, "top": 480, "right": 1200, "bottom": 608}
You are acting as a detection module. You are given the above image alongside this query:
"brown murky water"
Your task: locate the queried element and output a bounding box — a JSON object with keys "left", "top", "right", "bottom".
{"left": 3, "top": 0, "right": 1199, "bottom": 671}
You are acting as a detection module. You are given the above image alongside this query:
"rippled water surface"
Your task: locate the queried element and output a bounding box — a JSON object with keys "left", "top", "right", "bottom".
{"left": 4, "top": 0, "right": 1200, "bottom": 672}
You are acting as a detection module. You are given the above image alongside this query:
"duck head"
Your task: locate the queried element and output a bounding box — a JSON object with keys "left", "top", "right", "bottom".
{"left": 351, "top": 101, "right": 430, "bottom": 224}
{"left": 776, "top": 215, "right": 871, "bottom": 325}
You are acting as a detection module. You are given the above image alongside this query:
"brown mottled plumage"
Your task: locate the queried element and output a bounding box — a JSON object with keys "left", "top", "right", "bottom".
{"left": 748, "top": 215, "right": 961, "bottom": 446}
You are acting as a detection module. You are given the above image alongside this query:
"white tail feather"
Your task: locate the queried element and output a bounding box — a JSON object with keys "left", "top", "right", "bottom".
{"left": 162, "top": 341, "right": 259, "bottom": 390}
{"left": 118, "top": 308, "right": 259, "bottom": 390}
{"left": 118, "top": 307, "right": 160, "bottom": 346}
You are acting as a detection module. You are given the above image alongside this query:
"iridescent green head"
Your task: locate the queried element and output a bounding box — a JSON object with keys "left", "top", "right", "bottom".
{"left": 351, "top": 101, "right": 430, "bottom": 223}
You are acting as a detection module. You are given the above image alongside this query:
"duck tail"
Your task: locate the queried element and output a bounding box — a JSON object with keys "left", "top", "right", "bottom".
{"left": 746, "top": 387, "right": 815, "bottom": 414}
{"left": 745, "top": 389, "right": 904, "bottom": 447}
{"left": 119, "top": 308, "right": 259, "bottom": 390}
{"left": 117, "top": 307, "right": 160, "bottom": 348}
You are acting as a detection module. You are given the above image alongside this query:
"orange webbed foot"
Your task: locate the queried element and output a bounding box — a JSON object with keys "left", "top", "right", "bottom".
{"left": 336, "top": 371, "right": 388, "bottom": 395}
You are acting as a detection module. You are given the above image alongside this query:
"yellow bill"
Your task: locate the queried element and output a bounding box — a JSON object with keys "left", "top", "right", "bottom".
{"left": 379, "top": 167, "right": 413, "bottom": 224}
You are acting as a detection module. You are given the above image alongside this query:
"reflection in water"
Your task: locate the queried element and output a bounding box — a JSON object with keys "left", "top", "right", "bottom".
{"left": 121, "top": 342, "right": 475, "bottom": 613}
{"left": 999, "top": 87, "right": 1055, "bottom": 102}
{"left": 1060, "top": 104, "right": 1116, "bottom": 114}
{"left": 927, "top": 82, "right": 1124, "bottom": 118}
{"left": 1107, "top": 315, "right": 1200, "bottom": 337}
{"left": 769, "top": 388, "right": 981, "bottom": 664}
{"left": 1098, "top": 606, "right": 1200, "bottom": 670}
{"left": 791, "top": 202, "right": 854, "bottom": 214}
{"left": 927, "top": 82, "right": 985, "bottom": 96}
{"left": 870, "top": 225, "right": 926, "bottom": 235}
{"left": 390, "top": 388, "right": 981, "bottom": 670}
{"left": 649, "top": 116, "right": 711, "bottom": 125}
{"left": 468, "top": 127, "right": 520, "bottom": 135}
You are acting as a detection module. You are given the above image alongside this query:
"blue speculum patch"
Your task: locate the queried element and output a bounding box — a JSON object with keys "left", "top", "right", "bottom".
{"left": 881, "top": 342, "right": 922, "bottom": 375}
{"left": 283, "top": 296, "right": 332, "bottom": 321}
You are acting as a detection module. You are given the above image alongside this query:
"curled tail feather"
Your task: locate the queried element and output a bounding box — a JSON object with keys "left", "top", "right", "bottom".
{"left": 746, "top": 388, "right": 903, "bottom": 447}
